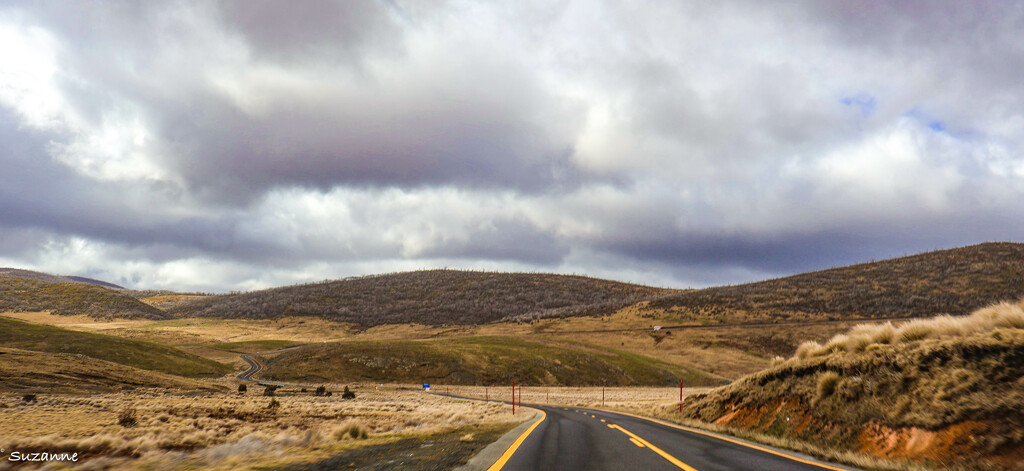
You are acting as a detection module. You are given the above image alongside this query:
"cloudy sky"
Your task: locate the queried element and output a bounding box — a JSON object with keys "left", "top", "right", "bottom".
{"left": 1, "top": 1, "right": 1022, "bottom": 292}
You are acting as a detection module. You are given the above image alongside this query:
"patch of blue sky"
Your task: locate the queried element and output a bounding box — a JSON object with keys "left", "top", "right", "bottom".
{"left": 905, "top": 106, "right": 947, "bottom": 133}
{"left": 840, "top": 93, "right": 876, "bottom": 117}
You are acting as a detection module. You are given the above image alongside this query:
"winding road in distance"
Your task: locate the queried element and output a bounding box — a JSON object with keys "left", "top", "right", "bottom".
{"left": 482, "top": 403, "right": 860, "bottom": 471}
{"left": 237, "top": 347, "right": 306, "bottom": 387}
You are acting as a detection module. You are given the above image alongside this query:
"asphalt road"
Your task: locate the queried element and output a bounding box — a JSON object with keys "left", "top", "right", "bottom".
{"left": 492, "top": 404, "right": 858, "bottom": 471}
{"left": 237, "top": 348, "right": 307, "bottom": 388}
{"left": 237, "top": 354, "right": 263, "bottom": 381}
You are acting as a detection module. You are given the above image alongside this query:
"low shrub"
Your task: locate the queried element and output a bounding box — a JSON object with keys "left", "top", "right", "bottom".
{"left": 118, "top": 408, "right": 138, "bottom": 427}
{"left": 341, "top": 386, "right": 355, "bottom": 400}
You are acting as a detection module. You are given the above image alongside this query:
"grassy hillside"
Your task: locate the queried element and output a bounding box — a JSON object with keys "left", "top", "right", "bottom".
{"left": 261, "top": 336, "right": 722, "bottom": 387}
{"left": 0, "top": 268, "right": 125, "bottom": 289}
{"left": 674, "top": 302, "right": 1024, "bottom": 470}
{"left": 0, "top": 276, "right": 166, "bottom": 319}
{"left": 173, "top": 270, "right": 674, "bottom": 326}
{"left": 0, "top": 348, "right": 219, "bottom": 393}
{"left": 646, "top": 242, "right": 1024, "bottom": 324}
{"left": 0, "top": 317, "right": 231, "bottom": 378}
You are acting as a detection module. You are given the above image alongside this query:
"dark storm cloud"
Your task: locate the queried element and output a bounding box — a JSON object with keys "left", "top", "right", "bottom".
{"left": 215, "top": 0, "right": 404, "bottom": 63}
{"left": 0, "top": 106, "right": 272, "bottom": 260}
{"left": 8, "top": 0, "right": 586, "bottom": 205}
{"left": 420, "top": 219, "right": 570, "bottom": 265}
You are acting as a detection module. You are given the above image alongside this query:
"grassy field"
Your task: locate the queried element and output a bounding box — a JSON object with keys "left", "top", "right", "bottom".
{"left": 0, "top": 308, "right": 862, "bottom": 384}
{"left": 261, "top": 335, "right": 722, "bottom": 387}
{"left": 0, "top": 385, "right": 526, "bottom": 470}
{"left": 0, "top": 317, "right": 231, "bottom": 378}
{"left": 670, "top": 301, "right": 1024, "bottom": 470}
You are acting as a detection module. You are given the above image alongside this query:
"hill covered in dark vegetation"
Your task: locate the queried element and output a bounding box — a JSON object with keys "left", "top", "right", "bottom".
{"left": 646, "top": 242, "right": 1024, "bottom": 324}
{"left": 0, "top": 275, "right": 166, "bottom": 319}
{"left": 672, "top": 302, "right": 1024, "bottom": 469}
{"left": 172, "top": 270, "right": 674, "bottom": 326}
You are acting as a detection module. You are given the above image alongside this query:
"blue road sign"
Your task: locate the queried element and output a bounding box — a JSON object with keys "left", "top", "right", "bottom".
{"left": 422, "top": 383, "right": 430, "bottom": 389}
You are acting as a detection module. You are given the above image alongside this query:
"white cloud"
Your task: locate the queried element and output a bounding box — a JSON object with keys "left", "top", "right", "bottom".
{"left": 1, "top": 1, "right": 1024, "bottom": 291}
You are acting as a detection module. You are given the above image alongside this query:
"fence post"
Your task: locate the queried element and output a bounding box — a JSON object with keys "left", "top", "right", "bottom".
{"left": 679, "top": 379, "right": 683, "bottom": 413}
{"left": 512, "top": 382, "right": 515, "bottom": 415}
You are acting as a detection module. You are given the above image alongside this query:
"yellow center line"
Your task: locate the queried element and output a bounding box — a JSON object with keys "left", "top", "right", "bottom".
{"left": 608, "top": 424, "right": 699, "bottom": 471}
{"left": 601, "top": 409, "right": 848, "bottom": 471}
{"left": 629, "top": 437, "right": 646, "bottom": 448}
{"left": 487, "top": 409, "right": 546, "bottom": 471}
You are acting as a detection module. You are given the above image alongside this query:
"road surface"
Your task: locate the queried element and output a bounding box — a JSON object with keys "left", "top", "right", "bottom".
{"left": 483, "top": 403, "right": 858, "bottom": 471}
{"left": 237, "top": 348, "right": 307, "bottom": 388}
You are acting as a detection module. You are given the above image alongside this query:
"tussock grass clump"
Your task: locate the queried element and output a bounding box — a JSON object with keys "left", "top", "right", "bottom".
{"left": 330, "top": 420, "right": 368, "bottom": 440}
{"left": 814, "top": 371, "right": 840, "bottom": 404}
{"left": 795, "top": 300, "right": 1024, "bottom": 359}
{"left": 118, "top": 408, "right": 138, "bottom": 427}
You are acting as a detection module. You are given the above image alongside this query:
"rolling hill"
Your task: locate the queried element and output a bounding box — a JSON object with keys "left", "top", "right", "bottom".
{"left": 0, "top": 347, "right": 220, "bottom": 393}
{"left": 0, "top": 268, "right": 124, "bottom": 289}
{"left": 0, "top": 272, "right": 164, "bottom": 319}
{"left": 172, "top": 270, "right": 674, "bottom": 326}
{"left": 0, "top": 317, "right": 231, "bottom": 378}
{"left": 645, "top": 242, "right": 1024, "bottom": 324}
{"left": 260, "top": 336, "right": 723, "bottom": 387}
{"left": 673, "top": 301, "right": 1024, "bottom": 469}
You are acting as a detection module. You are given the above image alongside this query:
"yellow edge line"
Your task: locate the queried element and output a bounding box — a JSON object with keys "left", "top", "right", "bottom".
{"left": 600, "top": 409, "right": 847, "bottom": 471}
{"left": 487, "top": 409, "right": 547, "bottom": 471}
{"left": 609, "top": 424, "right": 697, "bottom": 471}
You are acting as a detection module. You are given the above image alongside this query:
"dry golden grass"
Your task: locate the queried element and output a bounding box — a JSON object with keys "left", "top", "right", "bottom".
{"left": 0, "top": 384, "right": 526, "bottom": 470}
{"left": 795, "top": 299, "right": 1024, "bottom": 359}
{"left": 138, "top": 294, "right": 209, "bottom": 310}
{"left": 676, "top": 298, "right": 1024, "bottom": 470}
{"left": 0, "top": 348, "right": 218, "bottom": 394}
{"left": 3, "top": 303, "right": 866, "bottom": 384}
{"left": 432, "top": 385, "right": 710, "bottom": 410}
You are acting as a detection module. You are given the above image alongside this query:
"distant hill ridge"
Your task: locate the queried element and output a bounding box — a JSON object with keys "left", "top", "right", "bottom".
{"left": 4, "top": 242, "right": 1024, "bottom": 325}
{"left": 0, "top": 268, "right": 124, "bottom": 289}
{"left": 0, "top": 269, "right": 163, "bottom": 319}
{"left": 172, "top": 269, "right": 675, "bottom": 326}
{"left": 646, "top": 242, "right": 1024, "bottom": 323}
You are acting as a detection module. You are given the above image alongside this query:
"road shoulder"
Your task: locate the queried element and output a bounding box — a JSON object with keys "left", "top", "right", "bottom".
{"left": 454, "top": 409, "right": 541, "bottom": 471}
